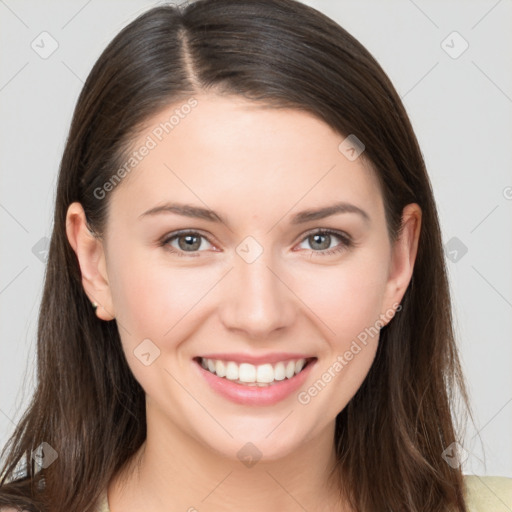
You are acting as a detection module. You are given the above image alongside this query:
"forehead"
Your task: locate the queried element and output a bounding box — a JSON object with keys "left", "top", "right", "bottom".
{"left": 107, "top": 93, "right": 383, "bottom": 225}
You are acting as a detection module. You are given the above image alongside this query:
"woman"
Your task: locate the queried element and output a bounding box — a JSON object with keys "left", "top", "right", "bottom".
{"left": 0, "top": 0, "right": 504, "bottom": 510}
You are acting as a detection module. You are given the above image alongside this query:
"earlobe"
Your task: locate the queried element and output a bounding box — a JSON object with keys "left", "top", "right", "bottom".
{"left": 65, "top": 202, "right": 115, "bottom": 321}
{"left": 381, "top": 203, "right": 422, "bottom": 322}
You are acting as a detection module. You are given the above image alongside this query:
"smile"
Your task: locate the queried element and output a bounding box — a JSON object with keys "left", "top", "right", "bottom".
{"left": 197, "top": 356, "right": 314, "bottom": 386}
{"left": 193, "top": 355, "right": 317, "bottom": 406}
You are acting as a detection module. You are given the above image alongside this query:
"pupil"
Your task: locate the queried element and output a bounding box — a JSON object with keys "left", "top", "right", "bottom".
{"left": 311, "top": 233, "right": 330, "bottom": 250}
{"left": 179, "top": 235, "right": 200, "bottom": 251}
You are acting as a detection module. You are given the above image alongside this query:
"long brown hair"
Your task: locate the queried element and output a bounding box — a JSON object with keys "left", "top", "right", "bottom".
{"left": 0, "top": 1, "right": 474, "bottom": 510}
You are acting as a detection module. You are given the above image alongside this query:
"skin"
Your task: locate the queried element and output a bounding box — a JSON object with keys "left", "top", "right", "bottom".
{"left": 66, "top": 93, "right": 421, "bottom": 512}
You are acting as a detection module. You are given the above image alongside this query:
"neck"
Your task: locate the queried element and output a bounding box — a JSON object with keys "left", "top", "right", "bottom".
{"left": 108, "top": 409, "right": 346, "bottom": 511}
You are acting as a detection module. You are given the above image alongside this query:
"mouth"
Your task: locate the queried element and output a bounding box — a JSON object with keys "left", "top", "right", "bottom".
{"left": 193, "top": 356, "right": 317, "bottom": 387}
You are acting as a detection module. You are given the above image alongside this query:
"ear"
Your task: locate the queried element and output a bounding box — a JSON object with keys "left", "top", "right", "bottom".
{"left": 381, "top": 203, "right": 422, "bottom": 323}
{"left": 65, "top": 202, "right": 115, "bottom": 321}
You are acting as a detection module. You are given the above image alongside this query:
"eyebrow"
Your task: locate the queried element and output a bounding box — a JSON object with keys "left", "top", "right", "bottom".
{"left": 289, "top": 202, "right": 370, "bottom": 224}
{"left": 139, "top": 201, "right": 370, "bottom": 225}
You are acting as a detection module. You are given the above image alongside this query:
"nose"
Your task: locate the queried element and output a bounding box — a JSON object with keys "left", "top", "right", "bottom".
{"left": 218, "top": 248, "right": 296, "bottom": 339}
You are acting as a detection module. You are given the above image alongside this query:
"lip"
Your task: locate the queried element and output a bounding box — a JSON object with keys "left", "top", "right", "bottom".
{"left": 196, "top": 352, "right": 314, "bottom": 365}
{"left": 193, "top": 357, "right": 317, "bottom": 406}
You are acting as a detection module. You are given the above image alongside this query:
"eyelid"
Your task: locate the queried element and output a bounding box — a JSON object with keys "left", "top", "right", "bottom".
{"left": 159, "top": 229, "right": 218, "bottom": 252}
{"left": 159, "top": 227, "right": 353, "bottom": 256}
{"left": 297, "top": 227, "right": 353, "bottom": 244}
{"left": 293, "top": 228, "right": 353, "bottom": 257}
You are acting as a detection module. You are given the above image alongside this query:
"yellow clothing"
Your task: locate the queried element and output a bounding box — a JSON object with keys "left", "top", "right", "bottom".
{"left": 464, "top": 475, "right": 512, "bottom": 512}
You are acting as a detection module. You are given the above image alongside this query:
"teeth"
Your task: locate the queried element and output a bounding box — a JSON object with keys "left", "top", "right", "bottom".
{"left": 199, "top": 357, "right": 309, "bottom": 385}
{"left": 215, "top": 360, "right": 226, "bottom": 378}
{"left": 256, "top": 364, "right": 274, "bottom": 383}
{"left": 239, "top": 363, "right": 256, "bottom": 383}
{"left": 274, "top": 362, "right": 286, "bottom": 381}
{"left": 225, "top": 361, "right": 239, "bottom": 381}
{"left": 285, "top": 360, "right": 295, "bottom": 379}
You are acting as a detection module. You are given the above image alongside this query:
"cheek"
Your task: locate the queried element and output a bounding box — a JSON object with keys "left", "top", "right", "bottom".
{"left": 108, "top": 249, "right": 215, "bottom": 347}
{"left": 106, "top": 254, "right": 212, "bottom": 395}
{"left": 292, "top": 255, "right": 390, "bottom": 347}
{"left": 292, "top": 261, "right": 387, "bottom": 415}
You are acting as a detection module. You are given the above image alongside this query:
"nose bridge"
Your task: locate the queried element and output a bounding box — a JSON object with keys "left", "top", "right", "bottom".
{"left": 220, "top": 237, "right": 295, "bottom": 336}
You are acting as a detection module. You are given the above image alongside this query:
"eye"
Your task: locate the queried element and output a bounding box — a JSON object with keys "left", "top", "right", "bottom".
{"left": 160, "top": 230, "right": 215, "bottom": 256}
{"left": 159, "top": 228, "right": 353, "bottom": 258}
{"left": 296, "top": 229, "right": 352, "bottom": 257}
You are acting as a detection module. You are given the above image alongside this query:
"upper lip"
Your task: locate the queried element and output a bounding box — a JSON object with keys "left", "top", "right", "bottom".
{"left": 196, "top": 353, "right": 316, "bottom": 365}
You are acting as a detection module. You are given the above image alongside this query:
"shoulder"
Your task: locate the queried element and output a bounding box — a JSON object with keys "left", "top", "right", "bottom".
{"left": 464, "top": 475, "right": 512, "bottom": 511}
{"left": 96, "top": 487, "right": 110, "bottom": 512}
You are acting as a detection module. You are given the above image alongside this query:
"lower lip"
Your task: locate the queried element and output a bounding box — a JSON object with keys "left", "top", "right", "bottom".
{"left": 194, "top": 359, "right": 316, "bottom": 406}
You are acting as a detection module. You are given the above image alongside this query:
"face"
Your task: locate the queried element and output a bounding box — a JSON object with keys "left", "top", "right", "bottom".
{"left": 69, "top": 93, "right": 418, "bottom": 463}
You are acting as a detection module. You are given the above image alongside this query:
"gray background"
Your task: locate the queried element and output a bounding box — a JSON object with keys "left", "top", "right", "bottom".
{"left": 1, "top": 0, "right": 511, "bottom": 477}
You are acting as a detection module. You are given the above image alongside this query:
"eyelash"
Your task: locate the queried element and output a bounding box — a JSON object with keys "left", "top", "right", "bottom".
{"left": 159, "top": 229, "right": 353, "bottom": 258}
